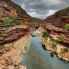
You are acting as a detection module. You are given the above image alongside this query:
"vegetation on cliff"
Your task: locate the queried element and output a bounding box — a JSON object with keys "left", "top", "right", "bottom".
{"left": 41, "top": 7, "right": 69, "bottom": 61}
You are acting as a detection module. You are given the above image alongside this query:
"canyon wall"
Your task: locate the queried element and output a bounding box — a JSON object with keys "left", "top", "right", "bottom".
{"left": 0, "top": 26, "right": 31, "bottom": 69}
{"left": 40, "top": 7, "right": 69, "bottom": 61}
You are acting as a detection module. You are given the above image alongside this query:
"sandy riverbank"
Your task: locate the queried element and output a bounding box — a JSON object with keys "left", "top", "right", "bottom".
{"left": 39, "top": 27, "right": 69, "bottom": 61}
{"left": 0, "top": 26, "right": 31, "bottom": 69}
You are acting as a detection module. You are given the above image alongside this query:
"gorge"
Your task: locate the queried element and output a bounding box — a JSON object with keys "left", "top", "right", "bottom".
{"left": 0, "top": 0, "right": 69, "bottom": 69}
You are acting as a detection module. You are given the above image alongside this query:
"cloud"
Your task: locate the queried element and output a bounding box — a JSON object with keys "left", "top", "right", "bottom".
{"left": 12, "top": 0, "right": 69, "bottom": 19}
{"left": 26, "top": 9, "right": 57, "bottom": 19}
{"left": 46, "top": 10, "right": 57, "bottom": 16}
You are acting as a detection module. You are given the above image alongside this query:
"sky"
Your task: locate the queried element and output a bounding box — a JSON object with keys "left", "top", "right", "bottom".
{"left": 12, "top": 0, "right": 69, "bottom": 19}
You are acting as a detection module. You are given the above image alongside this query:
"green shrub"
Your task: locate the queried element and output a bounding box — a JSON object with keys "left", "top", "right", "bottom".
{"left": 52, "top": 22, "right": 63, "bottom": 28}
{"left": 3, "top": 17, "right": 12, "bottom": 27}
{"left": 61, "top": 48, "right": 68, "bottom": 53}
{"left": 64, "top": 24, "right": 69, "bottom": 31}
{"left": 2, "top": 17, "right": 21, "bottom": 27}
{"left": 63, "top": 48, "right": 68, "bottom": 52}
{"left": 43, "top": 30, "right": 49, "bottom": 37}
{"left": 50, "top": 39, "right": 58, "bottom": 48}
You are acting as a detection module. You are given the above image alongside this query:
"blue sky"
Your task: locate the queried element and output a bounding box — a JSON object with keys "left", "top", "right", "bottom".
{"left": 12, "top": 0, "right": 69, "bottom": 19}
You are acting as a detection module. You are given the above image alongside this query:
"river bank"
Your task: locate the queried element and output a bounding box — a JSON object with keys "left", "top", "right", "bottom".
{"left": 22, "top": 35, "right": 69, "bottom": 69}
{"left": 40, "top": 27, "right": 69, "bottom": 61}
{"left": 0, "top": 26, "right": 31, "bottom": 69}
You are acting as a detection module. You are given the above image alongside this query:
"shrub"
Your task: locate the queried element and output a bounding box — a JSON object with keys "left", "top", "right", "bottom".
{"left": 50, "top": 39, "right": 58, "bottom": 48}
{"left": 64, "top": 24, "right": 69, "bottom": 31}
{"left": 43, "top": 30, "right": 49, "bottom": 37}
{"left": 52, "top": 22, "right": 63, "bottom": 28}
{"left": 3, "top": 17, "right": 12, "bottom": 27}
{"left": 63, "top": 48, "right": 68, "bottom": 52}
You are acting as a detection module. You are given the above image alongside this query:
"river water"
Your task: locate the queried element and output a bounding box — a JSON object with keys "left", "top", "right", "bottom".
{"left": 22, "top": 36, "right": 69, "bottom": 69}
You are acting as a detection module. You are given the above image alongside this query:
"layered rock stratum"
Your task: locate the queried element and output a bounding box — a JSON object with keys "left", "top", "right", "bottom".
{"left": 0, "top": 0, "right": 32, "bottom": 69}
{"left": 0, "top": 25, "right": 31, "bottom": 69}
{"left": 41, "top": 7, "right": 69, "bottom": 61}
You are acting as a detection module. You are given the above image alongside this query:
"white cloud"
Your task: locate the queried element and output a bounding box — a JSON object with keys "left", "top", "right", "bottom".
{"left": 27, "top": 11, "right": 40, "bottom": 18}
{"left": 12, "top": 0, "right": 69, "bottom": 19}
{"left": 21, "top": 4, "right": 26, "bottom": 9}
{"left": 27, "top": 10, "right": 57, "bottom": 19}
{"left": 42, "top": 0, "right": 61, "bottom": 6}
{"left": 46, "top": 10, "right": 57, "bottom": 16}
{"left": 51, "top": 0, "right": 61, "bottom": 4}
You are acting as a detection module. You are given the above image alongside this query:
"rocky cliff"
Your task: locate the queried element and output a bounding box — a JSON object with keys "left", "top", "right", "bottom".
{"left": 0, "top": 0, "right": 32, "bottom": 69}
{"left": 0, "top": 0, "right": 42, "bottom": 27}
{"left": 0, "top": 0, "right": 30, "bottom": 17}
{"left": 41, "top": 7, "right": 69, "bottom": 61}
{"left": 44, "top": 7, "right": 69, "bottom": 24}
{"left": 0, "top": 26, "right": 31, "bottom": 69}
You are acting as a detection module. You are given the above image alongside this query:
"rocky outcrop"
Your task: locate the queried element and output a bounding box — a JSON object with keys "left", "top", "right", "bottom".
{"left": 45, "top": 23, "right": 67, "bottom": 33}
{"left": 44, "top": 7, "right": 69, "bottom": 24}
{"left": 41, "top": 7, "right": 69, "bottom": 61}
{"left": 44, "top": 23, "right": 69, "bottom": 44}
{"left": 0, "top": 0, "right": 30, "bottom": 18}
{"left": 0, "top": 1, "right": 17, "bottom": 17}
{"left": 0, "top": 26, "right": 31, "bottom": 69}
{"left": 0, "top": 25, "right": 30, "bottom": 44}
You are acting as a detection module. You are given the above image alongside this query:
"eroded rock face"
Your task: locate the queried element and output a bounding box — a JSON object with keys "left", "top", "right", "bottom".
{"left": 42, "top": 7, "right": 69, "bottom": 45}
{"left": 41, "top": 7, "right": 69, "bottom": 61}
{"left": 0, "top": 26, "right": 30, "bottom": 69}
{"left": 44, "top": 7, "right": 69, "bottom": 24}
{"left": 45, "top": 23, "right": 67, "bottom": 33}
{"left": 0, "top": 0, "right": 31, "bottom": 69}
{"left": 44, "top": 23, "right": 69, "bottom": 44}
{"left": 0, "top": 1, "right": 17, "bottom": 17}
{"left": 0, "top": 25, "right": 30, "bottom": 44}
{"left": 0, "top": 32, "right": 30, "bottom": 69}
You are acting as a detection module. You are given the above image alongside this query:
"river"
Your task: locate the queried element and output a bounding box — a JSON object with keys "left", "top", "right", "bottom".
{"left": 21, "top": 36, "right": 69, "bottom": 69}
